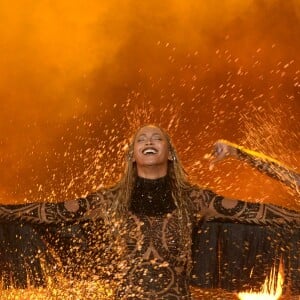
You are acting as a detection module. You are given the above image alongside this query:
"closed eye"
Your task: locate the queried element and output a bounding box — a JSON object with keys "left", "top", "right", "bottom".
{"left": 152, "top": 134, "right": 163, "bottom": 141}
{"left": 136, "top": 135, "right": 146, "bottom": 142}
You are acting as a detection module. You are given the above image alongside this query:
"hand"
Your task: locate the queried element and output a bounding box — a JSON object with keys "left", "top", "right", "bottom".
{"left": 206, "top": 140, "right": 238, "bottom": 170}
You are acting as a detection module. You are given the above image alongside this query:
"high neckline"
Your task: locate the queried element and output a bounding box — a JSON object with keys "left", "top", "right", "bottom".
{"left": 135, "top": 175, "right": 168, "bottom": 186}
{"left": 129, "top": 175, "right": 176, "bottom": 216}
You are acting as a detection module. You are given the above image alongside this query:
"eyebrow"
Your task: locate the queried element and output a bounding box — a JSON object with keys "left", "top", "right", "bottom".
{"left": 136, "top": 132, "right": 163, "bottom": 139}
{"left": 152, "top": 133, "right": 162, "bottom": 137}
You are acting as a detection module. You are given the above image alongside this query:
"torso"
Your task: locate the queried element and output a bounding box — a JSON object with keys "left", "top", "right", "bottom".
{"left": 114, "top": 211, "right": 192, "bottom": 299}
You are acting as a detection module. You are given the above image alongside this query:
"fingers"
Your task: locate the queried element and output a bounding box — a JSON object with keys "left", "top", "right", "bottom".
{"left": 212, "top": 142, "right": 230, "bottom": 159}
{"left": 205, "top": 140, "right": 235, "bottom": 170}
{"left": 204, "top": 146, "right": 226, "bottom": 170}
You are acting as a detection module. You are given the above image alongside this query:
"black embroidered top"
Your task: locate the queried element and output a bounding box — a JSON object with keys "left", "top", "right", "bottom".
{"left": 129, "top": 176, "right": 176, "bottom": 216}
{"left": 0, "top": 157, "right": 300, "bottom": 298}
{"left": 111, "top": 176, "right": 191, "bottom": 299}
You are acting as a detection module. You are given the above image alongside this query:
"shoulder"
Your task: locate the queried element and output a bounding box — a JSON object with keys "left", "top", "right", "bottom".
{"left": 186, "top": 184, "right": 215, "bottom": 199}
{"left": 86, "top": 185, "right": 120, "bottom": 207}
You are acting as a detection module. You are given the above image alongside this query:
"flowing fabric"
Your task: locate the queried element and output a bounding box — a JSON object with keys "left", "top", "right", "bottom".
{"left": 191, "top": 219, "right": 300, "bottom": 294}
{"left": 1, "top": 217, "right": 299, "bottom": 295}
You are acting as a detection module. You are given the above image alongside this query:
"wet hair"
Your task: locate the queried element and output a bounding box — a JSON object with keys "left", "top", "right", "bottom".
{"left": 110, "top": 125, "right": 196, "bottom": 258}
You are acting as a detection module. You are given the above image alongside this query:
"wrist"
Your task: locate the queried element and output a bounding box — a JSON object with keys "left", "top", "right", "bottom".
{"left": 235, "top": 146, "right": 248, "bottom": 160}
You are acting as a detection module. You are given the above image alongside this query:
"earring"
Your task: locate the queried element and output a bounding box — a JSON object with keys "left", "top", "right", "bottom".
{"left": 169, "top": 153, "right": 176, "bottom": 161}
{"left": 128, "top": 152, "right": 133, "bottom": 161}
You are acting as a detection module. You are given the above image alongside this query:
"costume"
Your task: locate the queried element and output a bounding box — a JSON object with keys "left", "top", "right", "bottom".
{"left": 0, "top": 174, "right": 299, "bottom": 298}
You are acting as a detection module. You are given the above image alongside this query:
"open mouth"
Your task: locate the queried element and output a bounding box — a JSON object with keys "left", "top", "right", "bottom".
{"left": 142, "top": 148, "right": 158, "bottom": 155}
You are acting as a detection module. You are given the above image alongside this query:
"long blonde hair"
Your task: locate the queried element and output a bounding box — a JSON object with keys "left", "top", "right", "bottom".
{"left": 110, "top": 125, "right": 196, "bottom": 252}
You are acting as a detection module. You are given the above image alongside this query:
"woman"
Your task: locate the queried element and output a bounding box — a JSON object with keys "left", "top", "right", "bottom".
{"left": 0, "top": 125, "right": 299, "bottom": 299}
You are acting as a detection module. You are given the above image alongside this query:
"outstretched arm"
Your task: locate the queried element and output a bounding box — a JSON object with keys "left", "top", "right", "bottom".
{"left": 190, "top": 188, "right": 300, "bottom": 225}
{"left": 0, "top": 192, "right": 107, "bottom": 224}
{"left": 210, "top": 139, "right": 300, "bottom": 192}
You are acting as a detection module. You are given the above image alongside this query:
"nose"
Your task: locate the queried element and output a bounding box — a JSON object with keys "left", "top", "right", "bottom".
{"left": 145, "top": 137, "right": 153, "bottom": 145}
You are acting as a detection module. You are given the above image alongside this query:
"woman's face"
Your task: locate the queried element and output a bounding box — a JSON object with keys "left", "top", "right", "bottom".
{"left": 132, "top": 125, "right": 171, "bottom": 176}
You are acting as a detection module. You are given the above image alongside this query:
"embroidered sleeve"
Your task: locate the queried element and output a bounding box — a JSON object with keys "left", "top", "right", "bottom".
{"left": 0, "top": 190, "right": 114, "bottom": 224}
{"left": 189, "top": 187, "right": 300, "bottom": 225}
{"left": 236, "top": 147, "right": 300, "bottom": 193}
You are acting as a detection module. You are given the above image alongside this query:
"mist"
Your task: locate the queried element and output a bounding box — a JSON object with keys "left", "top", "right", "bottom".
{"left": 0, "top": 0, "right": 299, "bottom": 208}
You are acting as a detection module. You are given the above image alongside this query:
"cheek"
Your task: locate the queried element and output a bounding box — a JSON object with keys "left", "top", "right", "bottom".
{"left": 132, "top": 145, "right": 141, "bottom": 161}
{"left": 161, "top": 144, "right": 170, "bottom": 157}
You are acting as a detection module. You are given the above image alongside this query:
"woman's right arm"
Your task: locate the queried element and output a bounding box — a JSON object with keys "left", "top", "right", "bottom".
{"left": 0, "top": 192, "right": 110, "bottom": 224}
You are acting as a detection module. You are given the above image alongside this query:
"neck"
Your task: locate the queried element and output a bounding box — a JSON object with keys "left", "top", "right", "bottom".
{"left": 136, "top": 165, "right": 167, "bottom": 179}
{"left": 130, "top": 175, "right": 176, "bottom": 216}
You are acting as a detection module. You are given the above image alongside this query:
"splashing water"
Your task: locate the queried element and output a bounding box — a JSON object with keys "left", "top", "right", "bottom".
{"left": 0, "top": 276, "right": 113, "bottom": 300}
{"left": 237, "top": 263, "right": 284, "bottom": 300}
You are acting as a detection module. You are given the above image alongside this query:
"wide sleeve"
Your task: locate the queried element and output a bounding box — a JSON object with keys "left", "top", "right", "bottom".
{"left": 0, "top": 189, "right": 116, "bottom": 289}
{"left": 189, "top": 187, "right": 300, "bottom": 296}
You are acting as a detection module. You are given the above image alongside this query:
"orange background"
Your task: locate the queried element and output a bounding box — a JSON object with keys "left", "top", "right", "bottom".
{"left": 0, "top": 0, "right": 299, "bottom": 209}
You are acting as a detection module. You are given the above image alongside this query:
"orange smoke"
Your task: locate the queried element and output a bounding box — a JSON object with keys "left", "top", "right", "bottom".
{"left": 0, "top": 0, "right": 299, "bottom": 208}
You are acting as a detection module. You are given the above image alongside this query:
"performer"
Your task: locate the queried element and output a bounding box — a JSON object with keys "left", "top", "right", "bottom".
{"left": 0, "top": 125, "right": 299, "bottom": 299}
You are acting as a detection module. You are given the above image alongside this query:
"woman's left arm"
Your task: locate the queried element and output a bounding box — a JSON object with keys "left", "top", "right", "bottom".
{"left": 197, "top": 188, "right": 300, "bottom": 225}
{"left": 210, "top": 139, "right": 300, "bottom": 193}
